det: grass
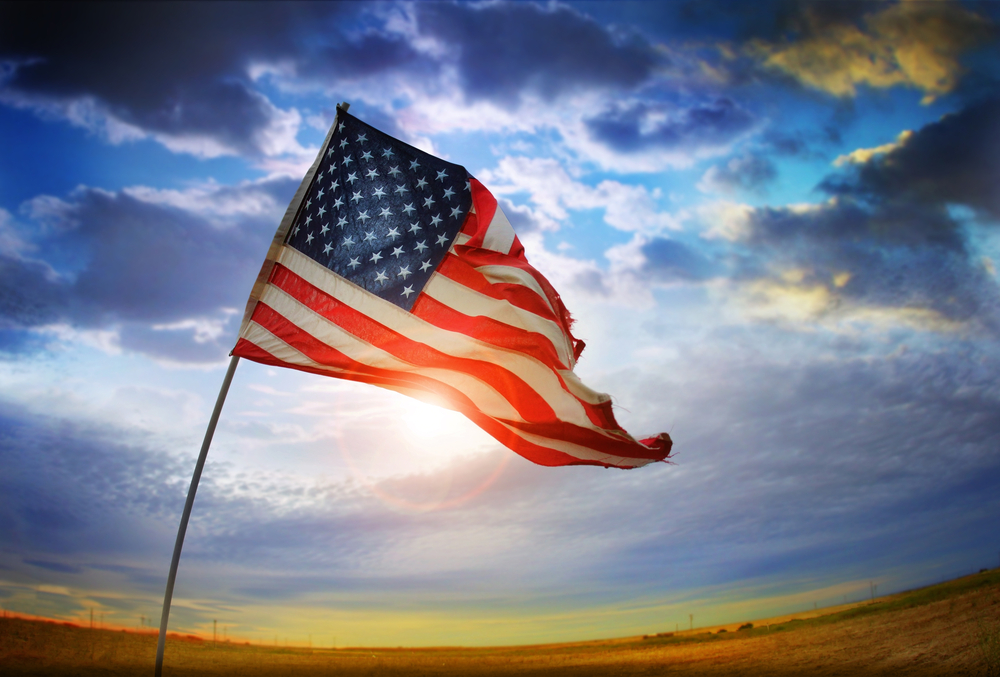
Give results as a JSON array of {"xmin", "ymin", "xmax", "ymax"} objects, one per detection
[
  {"xmin": 1, "ymin": 568, "xmax": 998, "ymax": 676},
  {"xmin": 981, "ymin": 617, "xmax": 1000, "ymax": 677}
]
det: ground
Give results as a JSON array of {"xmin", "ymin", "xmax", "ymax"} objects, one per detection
[{"xmin": 2, "ymin": 570, "xmax": 998, "ymax": 676}]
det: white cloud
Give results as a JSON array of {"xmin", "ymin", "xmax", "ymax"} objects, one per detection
[
  {"xmin": 36, "ymin": 323, "xmax": 123, "ymax": 355},
  {"xmin": 151, "ymin": 310, "xmax": 238, "ymax": 345},
  {"xmin": 481, "ymin": 156, "xmax": 682, "ymax": 236},
  {"xmin": 0, "ymin": 81, "xmax": 309, "ymax": 161},
  {"xmin": 697, "ymin": 201, "xmax": 755, "ymax": 242},
  {"xmin": 122, "ymin": 178, "xmax": 289, "ymax": 225}
]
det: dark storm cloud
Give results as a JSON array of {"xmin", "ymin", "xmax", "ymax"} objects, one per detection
[
  {"xmin": 0, "ymin": 2, "xmax": 410, "ymax": 157},
  {"xmin": 415, "ymin": 1, "xmax": 659, "ymax": 106},
  {"xmin": 673, "ymin": 0, "xmax": 871, "ymax": 42},
  {"xmin": 586, "ymin": 99, "xmax": 754, "ymax": 153},
  {"xmin": 640, "ymin": 238, "xmax": 717, "ymax": 283},
  {"xmin": 739, "ymin": 200, "xmax": 997, "ymax": 328},
  {"xmin": 821, "ymin": 97, "xmax": 1000, "ymax": 221},
  {"xmin": 0, "ymin": 2, "xmax": 669, "ymax": 156},
  {"xmin": 306, "ymin": 33, "xmax": 429, "ymax": 81},
  {"xmin": 0, "ymin": 3, "xmax": 319, "ymax": 155},
  {"xmin": 728, "ymin": 97, "xmax": 1000, "ymax": 331},
  {"xmin": 0, "ymin": 177, "xmax": 297, "ymax": 361}
]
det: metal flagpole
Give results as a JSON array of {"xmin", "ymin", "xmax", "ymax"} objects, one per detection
[{"xmin": 154, "ymin": 354, "xmax": 240, "ymax": 677}]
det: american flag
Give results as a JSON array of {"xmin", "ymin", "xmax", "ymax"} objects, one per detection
[{"xmin": 234, "ymin": 107, "xmax": 671, "ymax": 468}]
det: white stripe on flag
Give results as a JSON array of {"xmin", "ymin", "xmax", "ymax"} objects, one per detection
[
  {"xmin": 495, "ymin": 420, "xmax": 653, "ymax": 468},
  {"xmin": 422, "ymin": 272, "xmax": 575, "ymax": 368},
  {"xmin": 259, "ymin": 283, "xmax": 525, "ymax": 422},
  {"xmin": 557, "ymin": 369, "xmax": 612, "ymax": 406},
  {"xmin": 276, "ymin": 246, "xmax": 595, "ymax": 429},
  {"xmin": 242, "ymin": 320, "xmax": 651, "ymax": 467},
  {"xmin": 481, "ymin": 203, "xmax": 516, "ymax": 254},
  {"xmin": 473, "ymin": 263, "xmax": 556, "ymax": 314}
]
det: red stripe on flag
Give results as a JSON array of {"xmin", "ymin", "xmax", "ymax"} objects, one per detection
[
  {"xmin": 458, "ymin": 180, "xmax": 581, "ymax": 359},
  {"xmin": 257, "ymin": 262, "xmax": 658, "ymax": 460},
  {"xmin": 268, "ymin": 263, "xmax": 557, "ymax": 423},
  {"xmin": 435, "ymin": 253, "xmax": 560, "ymax": 324},
  {"xmin": 410, "ymin": 293, "xmax": 564, "ymax": 368},
  {"xmin": 234, "ymin": 328, "xmax": 611, "ymax": 468},
  {"xmin": 452, "ymin": 244, "xmax": 578, "ymax": 349},
  {"xmin": 411, "ymin": 294, "xmax": 619, "ymax": 431}
]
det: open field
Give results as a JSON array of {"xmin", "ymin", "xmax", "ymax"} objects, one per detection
[{"xmin": 2, "ymin": 570, "xmax": 999, "ymax": 676}]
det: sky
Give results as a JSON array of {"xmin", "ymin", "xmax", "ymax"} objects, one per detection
[{"xmin": 1, "ymin": 0, "xmax": 1000, "ymax": 648}]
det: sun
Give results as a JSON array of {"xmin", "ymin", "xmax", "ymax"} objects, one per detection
[{"xmin": 399, "ymin": 397, "xmax": 469, "ymax": 439}]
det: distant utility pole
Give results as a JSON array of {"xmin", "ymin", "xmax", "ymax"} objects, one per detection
[{"xmin": 141, "ymin": 615, "xmax": 145, "ymax": 628}]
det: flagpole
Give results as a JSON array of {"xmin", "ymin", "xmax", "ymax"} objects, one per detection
[{"xmin": 154, "ymin": 354, "xmax": 240, "ymax": 677}]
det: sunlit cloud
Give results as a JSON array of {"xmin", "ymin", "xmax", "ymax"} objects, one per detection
[
  {"xmin": 833, "ymin": 130, "xmax": 913, "ymax": 167},
  {"xmin": 749, "ymin": 2, "xmax": 993, "ymax": 103}
]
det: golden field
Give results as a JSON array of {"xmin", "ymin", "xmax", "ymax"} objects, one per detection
[{"xmin": 2, "ymin": 569, "xmax": 998, "ymax": 676}]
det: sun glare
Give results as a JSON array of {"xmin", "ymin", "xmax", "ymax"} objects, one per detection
[
  {"xmin": 399, "ymin": 397, "xmax": 467, "ymax": 439},
  {"xmin": 332, "ymin": 395, "xmax": 510, "ymax": 512}
]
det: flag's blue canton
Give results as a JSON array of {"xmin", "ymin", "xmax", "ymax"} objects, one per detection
[{"xmin": 285, "ymin": 110, "xmax": 473, "ymax": 312}]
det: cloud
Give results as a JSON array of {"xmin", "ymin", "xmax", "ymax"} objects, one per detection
[
  {"xmin": 0, "ymin": 2, "xmax": 361, "ymax": 158},
  {"xmin": 822, "ymin": 97, "xmax": 1000, "ymax": 221},
  {"xmin": 748, "ymin": 2, "xmax": 994, "ymax": 103},
  {"xmin": 720, "ymin": 198, "xmax": 998, "ymax": 331},
  {"xmin": 413, "ymin": 1, "xmax": 659, "ymax": 107},
  {"xmin": 639, "ymin": 237, "xmax": 719, "ymax": 283},
  {"xmin": 600, "ymin": 342, "xmax": 1000, "ymax": 589},
  {"xmin": 585, "ymin": 98, "xmax": 755, "ymax": 154},
  {"xmin": 832, "ymin": 130, "xmax": 912, "ymax": 167},
  {"xmin": 4, "ymin": 332, "xmax": 1000, "ymax": 638},
  {"xmin": 0, "ymin": 1, "xmax": 739, "ymax": 174},
  {"xmin": 481, "ymin": 156, "xmax": 682, "ymax": 235},
  {"xmin": 0, "ymin": 178, "xmax": 297, "ymax": 362},
  {"xmin": 697, "ymin": 97, "xmax": 1000, "ymax": 333},
  {"xmin": 698, "ymin": 154, "xmax": 777, "ymax": 195},
  {"xmin": 601, "ymin": 234, "xmax": 719, "ymax": 292}
]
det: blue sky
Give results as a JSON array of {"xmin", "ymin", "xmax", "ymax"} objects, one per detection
[{"xmin": 1, "ymin": 0, "xmax": 999, "ymax": 647}]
